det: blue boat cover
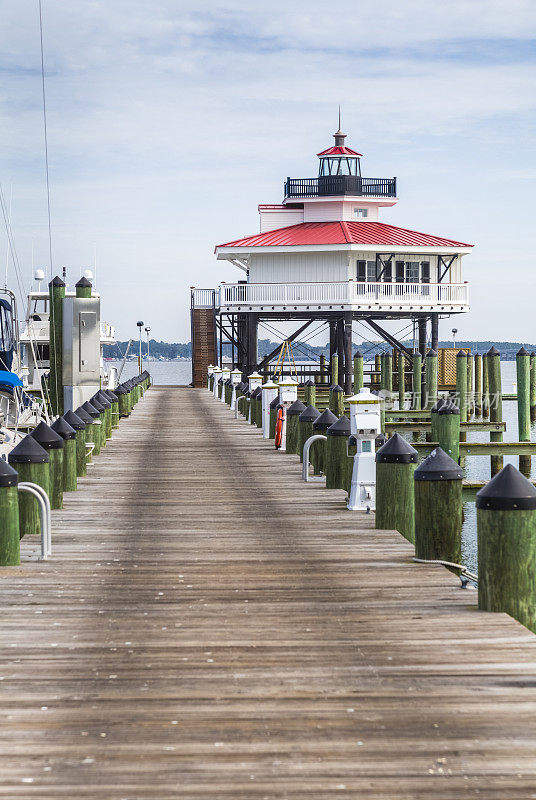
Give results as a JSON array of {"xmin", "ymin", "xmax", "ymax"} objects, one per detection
[{"xmin": 0, "ymin": 371, "xmax": 23, "ymax": 389}]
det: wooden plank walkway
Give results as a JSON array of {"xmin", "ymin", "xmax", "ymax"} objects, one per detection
[{"xmin": 1, "ymin": 386, "xmax": 536, "ymax": 798}]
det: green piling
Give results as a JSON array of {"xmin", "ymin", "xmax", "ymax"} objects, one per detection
[
  {"xmin": 375, "ymin": 433, "xmax": 418, "ymax": 543},
  {"xmin": 304, "ymin": 379, "xmax": 316, "ymax": 408},
  {"xmin": 269, "ymin": 396, "xmax": 281, "ymax": 439},
  {"xmin": 482, "ymin": 353, "xmax": 490, "ymax": 419},
  {"xmin": 516, "ymin": 347, "xmax": 531, "ymax": 477},
  {"xmin": 437, "ymin": 400, "xmax": 461, "ymax": 464},
  {"xmin": 29, "ymin": 421, "xmax": 64, "ymax": 510},
  {"xmin": 353, "ymin": 351, "xmax": 364, "ymax": 393},
  {"xmin": 51, "ymin": 416, "xmax": 77, "ymax": 492},
  {"xmin": 319, "ymin": 354, "xmax": 327, "ymax": 385},
  {"xmin": 467, "ymin": 353, "xmax": 474, "ymax": 417},
  {"xmin": 48, "ymin": 276, "xmax": 66, "ymax": 416},
  {"xmin": 474, "ymin": 353, "xmax": 482, "ymax": 416},
  {"xmin": 65, "ymin": 409, "xmax": 87, "ymax": 478},
  {"xmin": 0, "ymin": 460, "xmax": 20, "ymax": 565},
  {"xmin": 285, "ymin": 400, "xmax": 306, "ymax": 455},
  {"xmin": 426, "ymin": 349, "xmax": 438, "ymax": 409},
  {"xmin": 329, "ymin": 384, "xmax": 344, "ymax": 417},
  {"xmin": 530, "ymin": 352, "xmax": 536, "ymax": 423},
  {"xmin": 8, "ymin": 435, "xmax": 49, "ymax": 537},
  {"xmin": 456, "ymin": 351, "xmax": 468, "ymax": 445},
  {"xmin": 331, "ymin": 354, "xmax": 339, "ymax": 386},
  {"xmin": 414, "ymin": 447, "xmax": 463, "ymax": 563},
  {"xmin": 487, "ymin": 347, "xmax": 503, "ymax": 476},
  {"xmin": 75, "ymin": 276, "xmax": 92, "ymax": 299},
  {"xmin": 398, "ymin": 353, "xmax": 405, "ymax": 410},
  {"xmin": 325, "ymin": 416, "xmax": 351, "ymax": 491},
  {"xmin": 477, "ymin": 464, "xmax": 536, "ymax": 632},
  {"xmin": 374, "ymin": 354, "xmax": 381, "ymax": 388},
  {"xmin": 312, "ymin": 408, "xmax": 337, "ymax": 476},
  {"xmin": 412, "ymin": 353, "xmax": 422, "ymax": 410},
  {"xmin": 430, "ymin": 398, "xmax": 445, "ymax": 444}
]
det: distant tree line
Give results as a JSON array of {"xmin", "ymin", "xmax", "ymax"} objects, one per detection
[{"xmin": 104, "ymin": 339, "xmax": 536, "ymax": 361}]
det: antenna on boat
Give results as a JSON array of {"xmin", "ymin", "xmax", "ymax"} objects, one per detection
[{"xmin": 34, "ymin": 269, "xmax": 45, "ymax": 292}]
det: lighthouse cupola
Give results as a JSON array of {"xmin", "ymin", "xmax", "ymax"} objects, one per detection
[{"xmin": 317, "ymin": 118, "xmax": 362, "ymax": 178}]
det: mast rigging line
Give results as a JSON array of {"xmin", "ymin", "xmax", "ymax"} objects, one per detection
[{"xmin": 38, "ymin": 0, "xmax": 53, "ymax": 280}]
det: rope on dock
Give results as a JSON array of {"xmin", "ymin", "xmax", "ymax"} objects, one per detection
[{"xmin": 412, "ymin": 556, "xmax": 478, "ymax": 586}]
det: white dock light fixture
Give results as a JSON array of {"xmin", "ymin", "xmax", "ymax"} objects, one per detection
[
  {"xmin": 220, "ymin": 367, "xmax": 231, "ymax": 401},
  {"xmin": 277, "ymin": 375, "xmax": 298, "ymax": 405},
  {"xmin": 248, "ymin": 371, "xmax": 263, "ymax": 393},
  {"xmin": 136, "ymin": 321, "xmax": 144, "ymax": 375},
  {"xmin": 261, "ymin": 379, "xmax": 279, "ymax": 438},
  {"xmin": 347, "ymin": 387, "xmax": 382, "ymax": 511},
  {"xmin": 230, "ymin": 369, "xmax": 242, "ymax": 411},
  {"xmin": 212, "ymin": 366, "xmax": 222, "ymax": 398},
  {"xmin": 207, "ymin": 364, "xmax": 215, "ymax": 390}
]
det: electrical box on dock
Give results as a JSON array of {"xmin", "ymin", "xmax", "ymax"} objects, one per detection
[{"xmin": 62, "ymin": 296, "xmax": 101, "ymax": 411}]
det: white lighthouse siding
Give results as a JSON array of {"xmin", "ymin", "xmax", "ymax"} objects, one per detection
[
  {"xmin": 248, "ymin": 251, "xmax": 350, "ymax": 284},
  {"xmin": 259, "ymin": 208, "xmax": 304, "ymax": 233}
]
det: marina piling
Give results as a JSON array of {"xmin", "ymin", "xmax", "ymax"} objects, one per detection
[
  {"xmin": 516, "ymin": 347, "xmax": 531, "ymax": 477},
  {"xmin": 398, "ymin": 353, "xmax": 405, "ymax": 410},
  {"xmin": 477, "ymin": 464, "xmax": 536, "ymax": 632},
  {"xmin": 304, "ymin": 379, "xmax": 316, "ymax": 408},
  {"xmin": 437, "ymin": 400, "xmax": 461, "ymax": 464},
  {"xmin": 456, "ymin": 351, "xmax": 468, "ymax": 443},
  {"xmin": 425, "ymin": 349, "xmax": 438, "ymax": 409},
  {"xmin": 467, "ymin": 353, "xmax": 474, "ymax": 416},
  {"xmin": 331, "ymin": 354, "xmax": 338, "ymax": 386},
  {"xmin": 531, "ymin": 352, "xmax": 536, "ymax": 423},
  {"xmin": 104, "ymin": 389, "xmax": 120, "ymax": 430},
  {"xmin": 412, "ymin": 352, "xmax": 422, "ymax": 410},
  {"xmin": 414, "ymin": 447, "xmax": 463, "ymax": 564},
  {"xmin": 329, "ymin": 384, "xmax": 344, "ymax": 417},
  {"xmin": 487, "ymin": 347, "xmax": 503, "ymax": 476},
  {"xmin": 474, "ymin": 353, "xmax": 482, "ymax": 416},
  {"xmin": 298, "ymin": 406, "xmax": 320, "ymax": 464},
  {"xmin": 482, "ymin": 353, "xmax": 490, "ymax": 418},
  {"xmin": 353, "ymin": 351, "xmax": 363, "ymax": 393},
  {"xmin": 51, "ymin": 416, "xmax": 78, "ymax": 492},
  {"xmin": 115, "ymin": 384, "xmax": 130, "ymax": 418},
  {"xmin": 8, "ymin": 435, "xmax": 49, "ymax": 537},
  {"xmin": 285, "ymin": 400, "xmax": 306, "ymax": 455},
  {"xmin": 375, "ymin": 433, "xmax": 418, "ymax": 544},
  {"xmin": 325, "ymin": 415, "xmax": 351, "ymax": 491},
  {"xmin": 81, "ymin": 401, "xmax": 101, "ymax": 457},
  {"xmin": 64, "ymin": 409, "xmax": 87, "ymax": 477},
  {"xmin": 312, "ymin": 408, "xmax": 337, "ymax": 476},
  {"xmin": 0, "ymin": 459, "xmax": 20, "ymax": 566},
  {"xmin": 29, "ymin": 421, "xmax": 65, "ymax": 510}
]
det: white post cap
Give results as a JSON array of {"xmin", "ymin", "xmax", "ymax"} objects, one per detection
[
  {"xmin": 262, "ymin": 380, "xmax": 278, "ymax": 389},
  {"xmin": 348, "ymin": 387, "xmax": 380, "ymax": 404}
]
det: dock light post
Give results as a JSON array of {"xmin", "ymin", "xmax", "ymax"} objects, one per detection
[
  {"xmin": 347, "ymin": 388, "xmax": 382, "ymax": 511},
  {"xmin": 231, "ymin": 369, "xmax": 242, "ymax": 415},
  {"xmin": 212, "ymin": 367, "xmax": 222, "ymax": 399},
  {"xmin": 277, "ymin": 376, "xmax": 299, "ymax": 451},
  {"xmin": 137, "ymin": 321, "xmax": 144, "ymax": 375},
  {"xmin": 220, "ymin": 367, "xmax": 231, "ymax": 402},
  {"xmin": 145, "ymin": 326, "xmax": 151, "ymax": 361},
  {"xmin": 261, "ymin": 380, "xmax": 278, "ymax": 437},
  {"xmin": 452, "ymin": 328, "xmax": 458, "ymax": 349}
]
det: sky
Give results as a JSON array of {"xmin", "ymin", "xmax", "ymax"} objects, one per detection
[{"xmin": 1, "ymin": 0, "xmax": 535, "ymax": 344}]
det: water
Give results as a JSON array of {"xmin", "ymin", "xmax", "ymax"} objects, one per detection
[
  {"xmin": 107, "ymin": 359, "xmax": 192, "ymax": 386},
  {"xmin": 123, "ymin": 358, "xmax": 523, "ymax": 574}
]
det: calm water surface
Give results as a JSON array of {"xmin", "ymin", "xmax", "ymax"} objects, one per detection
[{"xmin": 117, "ymin": 359, "xmax": 523, "ymax": 574}]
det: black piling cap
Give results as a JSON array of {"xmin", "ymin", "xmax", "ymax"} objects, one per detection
[
  {"xmin": 0, "ymin": 457, "xmax": 18, "ymax": 487},
  {"xmin": 269, "ymin": 395, "xmax": 281, "ymax": 409},
  {"xmin": 75, "ymin": 276, "xmax": 92, "ymax": 288},
  {"xmin": 90, "ymin": 396, "xmax": 105, "ymax": 412},
  {"xmin": 29, "ymin": 421, "xmax": 64, "ymax": 450},
  {"xmin": 95, "ymin": 391, "xmax": 111, "ymax": 408},
  {"xmin": 63, "ymin": 409, "xmax": 86, "ymax": 430},
  {"xmin": 81, "ymin": 401, "xmax": 100, "ymax": 418},
  {"xmin": 8, "ymin": 434, "xmax": 49, "ymax": 464},
  {"xmin": 327, "ymin": 415, "xmax": 351, "ymax": 437},
  {"xmin": 354, "ymin": 350, "xmax": 363, "ymax": 359},
  {"xmin": 414, "ymin": 447, "xmax": 463, "ymax": 481},
  {"xmin": 251, "ymin": 386, "xmax": 262, "ymax": 398},
  {"xmin": 330, "ymin": 384, "xmax": 343, "ymax": 393},
  {"xmin": 438, "ymin": 399, "xmax": 460, "ymax": 415},
  {"xmin": 517, "ymin": 346, "xmax": 530, "ymax": 357},
  {"xmin": 50, "ymin": 275, "xmax": 65, "ymax": 287},
  {"xmin": 304, "ymin": 379, "xmax": 315, "ymax": 387},
  {"xmin": 376, "ymin": 432, "xmax": 418, "ymax": 463},
  {"xmin": 104, "ymin": 389, "xmax": 118, "ymax": 402},
  {"xmin": 487, "ymin": 346, "xmax": 500, "ymax": 357},
  {"xmin": 476, "ymin": 463, "xmax": 536, "ymax": 510},
  {"xmin": 313, "ymin": 408, "xmax": 338, "ymax": 430},
  {"xmin": 431, "ymin": 397, "xmax": 446, "ymax": 414},
  {"xmin": 75, "ymin": 406, "xmax": 94, "ymax": 424},
  {"xmin": 287, "ymin": 400, "xmax": 306, "ymax": 416},
  {"xmin": 375, "ymin": 432, "xmax": 387, "ymax": 448},
  {"xmin": 427, "ymin": 349, "xmax": 437, "ymax": 357},
  {"xmin": 114, "ymin": 384, "xmax": 128, "ymax": 396},
  {"xmin": 299, "ymin": 405, "xmax": 320, "ymax": 423},
  {"xmin": 51, "ymin": 416, "xmax": 77, "ymax": 441},
  {"xmin": 456, "ymin": 350, "xmax": 467, "ymax": 358}
]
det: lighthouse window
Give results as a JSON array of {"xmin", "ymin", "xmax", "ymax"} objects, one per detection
[
  {"xmin": 354, "ymin": 208, "xmax": 368, "ymax": 218},
  {"xmin": 366, "ymin": 261, "xmax": 377, "ymax": 282},
  {"xmin": 405, "ymin": 262, "xmax": 420, "ymax": 283}
]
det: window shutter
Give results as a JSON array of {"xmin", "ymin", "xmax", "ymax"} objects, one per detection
[
  {"xmin": 421, "ymin": 262, "xmax": 430, "ymax": 283},
  {"xmin": 395, "ymin": 261, "xmax": 405, "ymax": 283},
  {"xmin": 383, "ymin": 260, "xmax": 393, "ymax": 282},
  {"xmin": 356, "ymin": 260, "xmax": 366, "ymax": 281}
]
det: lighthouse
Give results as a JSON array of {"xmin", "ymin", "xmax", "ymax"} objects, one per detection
[{"xmin": 191, "ymin": 120, "xmax": 473, "ymax": 390}]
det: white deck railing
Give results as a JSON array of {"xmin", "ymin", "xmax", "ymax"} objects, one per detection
[{"xmin": 206, "ymin": 281, "xmax": 468, "ymax": 309}]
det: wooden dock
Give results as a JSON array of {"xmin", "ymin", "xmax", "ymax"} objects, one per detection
[{"xmin": 2, "ymin": 386, "xmax": 536, "ymax": 798}]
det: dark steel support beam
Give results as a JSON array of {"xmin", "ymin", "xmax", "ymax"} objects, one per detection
[
  {"xmin": 364, "ymin": 317, "xmax": 414, "ymax": 364},
  {"xmin": 343, "ymin": 312, "xmax": 353, "ymax": 395},
  {"xmin": 431, "ymin": 313, "xmax": 439, "ymax": 353},
  {"xmin": 256, "ymin": 319, "xmax": 314, "ymax": 372}
]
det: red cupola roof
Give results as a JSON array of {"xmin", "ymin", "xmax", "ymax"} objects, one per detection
[{"xmin": 317, "ymin": 145, "xmax": 362, "ymax": 157}]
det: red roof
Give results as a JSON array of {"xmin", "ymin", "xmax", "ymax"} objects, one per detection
[
  {"xmin": 317, "ymin": 146, "xmax": 363, "ymax": 157},
  {"xmin": 217, "ymin": 221, "xmax": 473, "ymax": 249}
]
